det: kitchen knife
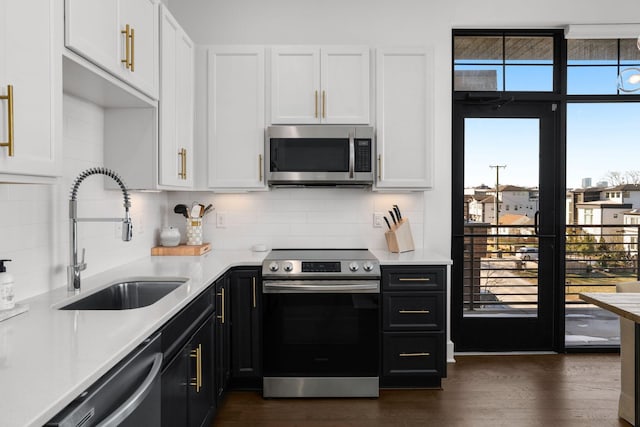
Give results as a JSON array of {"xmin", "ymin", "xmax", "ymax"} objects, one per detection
[
  {"xmin": 393, "ymin": 204, "xmax": 402, "ymax": 221},
  {"xmin": 383, "ymin": 216, "xmax": 392, "ymax": 230},
  {"xmin": 388, "ymin": 210, "xmax": 397, "ymax": 225}
]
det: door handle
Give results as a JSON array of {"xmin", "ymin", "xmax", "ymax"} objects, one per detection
[
  {"xmin": 0, "ymin": 85, "xmax": 14, "ymax": 156},
  {"xmin": 121, "ymin": 24, "xmax": 131, "ymax": 69},
  {"xmin": 534, "ymin": 211, "xmax": 540, "ymax": 236},
  {"xmin": 252, "ymin": 277, "xmax": 257, "ymax": 308},
  {"xmin": 190, "ymin": 344, "xmax": 202, "ymax": 392},
  {"xmin": 216, "ymin": 288, "xmax": 225, "ymax": 324}
]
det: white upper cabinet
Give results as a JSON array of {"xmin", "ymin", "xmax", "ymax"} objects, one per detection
[
  {"xmin": 0, "ymin": 0, "xmax": 60, "ymax": 180},
  {"xmin": 159, "ymin": 6, "xmax": 194, "ymax": 188},
  {"xmin": 375, "ymin": 47, "xmax": 434, "ymax": 190},
  {"xmin": 270, "ymin": 46, "xmax": 369, "ymax": 124},
  {"xmin": 208, "ymin": 46, "xmax": 266, "ymax": 190},
  {"xmin": 65, "ymin": 0, "xmax": 159, "ymax": 99}
]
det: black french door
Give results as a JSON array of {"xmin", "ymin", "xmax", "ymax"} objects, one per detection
[{"xmin": 452, "ymin": 101, "xmax": 563, "ymax": 351}]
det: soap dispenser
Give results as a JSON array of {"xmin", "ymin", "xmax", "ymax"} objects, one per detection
[{"xmin": 0, "ymin": 259, "xmax": 15, "ymax": 310}]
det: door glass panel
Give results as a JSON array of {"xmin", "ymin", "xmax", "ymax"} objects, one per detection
[
  {"xmin": 565, "ymin": 103, "xmax": 640, "ymax": 347},
  {"xmin": 463, "ymin": 118, "xmax": 540, "ymax": 317}
]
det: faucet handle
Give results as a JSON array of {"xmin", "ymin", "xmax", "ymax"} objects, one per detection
[{"xmin": 79, "ymin": 248, "xmax": 87, "ymax": 271}]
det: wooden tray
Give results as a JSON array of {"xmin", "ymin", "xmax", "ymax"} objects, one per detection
[{"xmin": 151, "ymin": 243, "xmax": 211, "ymax": 256}]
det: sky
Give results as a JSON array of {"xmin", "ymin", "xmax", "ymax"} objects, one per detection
[{"xmin": 462, "ymin": 68, "xmax": 640, "ymax": 189}]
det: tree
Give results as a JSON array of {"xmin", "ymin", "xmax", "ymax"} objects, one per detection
[{"xmin": 605, "ymin": 171, "xmax": 625, "ymax": 186}]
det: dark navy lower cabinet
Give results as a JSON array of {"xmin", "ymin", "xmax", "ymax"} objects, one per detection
[
  {"xmin": 381, "ymin": 265, "xmax": 447, "ymax": 388},
  {"xmin": 230, "ymin": 268, "xmax": 262, "ymax": 389}
]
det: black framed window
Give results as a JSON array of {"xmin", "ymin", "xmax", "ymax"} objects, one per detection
[
  {"xmin": 567, "ymin": 38, "xmax": 640, "ymax": 95},
  {"xmin": 454, "ymin": 34, "xmax": 554, "ymax": 92}
]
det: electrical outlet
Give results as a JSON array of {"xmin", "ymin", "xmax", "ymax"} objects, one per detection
[
  {"xmin": 216, "ymin": 212, "xmax": 227, "ymax": 228},
  {"xmin": 373, "ymin": 212, "xmax": 385, "ymax": 228},
  {"xmin": 136, "ymin": 217, "xmax": 144, "ymax": 235}
]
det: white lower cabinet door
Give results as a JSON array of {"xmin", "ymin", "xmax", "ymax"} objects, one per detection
[
  {"xmin": 375, "ymin": 47, "xmax": 434, "ymax": 190},
  {"xmin": 159, "ymin": 6, "xmax": 193, "ymax": 187},
  {"xmin": 208, "ymin": 46, "xmax": 265, "ymax": 190},
  {"xmin": 0, "ymin": 0, "xmax": 60, "ymax": 178}
]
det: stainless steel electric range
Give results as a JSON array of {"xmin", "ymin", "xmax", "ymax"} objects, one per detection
[{"xmin": 261, "ymin": 249, "xmax": 381, "ymax": 398}]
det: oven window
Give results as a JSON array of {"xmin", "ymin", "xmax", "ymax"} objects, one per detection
[
  {"xmin": 263, "ymin": 293, "xmax": 379, "ymax": 376},
  {"xmin": 270, "ymin": 138, "xmax": 349, "ymax": 172}
]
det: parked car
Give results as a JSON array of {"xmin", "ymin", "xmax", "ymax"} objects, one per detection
[{"xmin": 517, "ymin": 247, "xmax": 539, "ymax": 261}]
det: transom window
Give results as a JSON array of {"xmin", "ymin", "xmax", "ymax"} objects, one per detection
[
  {"xmin": 567, "ymin": 39, "xmax": 640, "ymax": 95},
  {"xmin": 454, "ymin": 34, "xmax": 554, "ymax": 92}
]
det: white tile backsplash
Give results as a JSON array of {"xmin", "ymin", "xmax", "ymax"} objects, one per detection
[
  {"xmin": 168, "ymin": 188, "xmax": 424, "ymax": 251},
  {"xmin": 0, "ymin": 95, "xmax": 168, "ymax": 302}
]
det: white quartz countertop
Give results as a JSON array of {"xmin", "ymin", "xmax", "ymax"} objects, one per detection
[{"xmin": 0, "ymin": 248, "xmax": 450, "ymax": 427}]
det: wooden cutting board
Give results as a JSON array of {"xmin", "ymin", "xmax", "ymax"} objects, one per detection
[{"xmin": 151, "ymin": 243, "xmax": 211, "ymax": 256}]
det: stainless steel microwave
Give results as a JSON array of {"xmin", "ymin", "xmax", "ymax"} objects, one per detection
[{"xmin": 266, "ymin": 125, "xmax": 375, "ymax": 186}]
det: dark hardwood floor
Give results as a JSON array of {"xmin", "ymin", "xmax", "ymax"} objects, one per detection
[{"xmin": 213, "ymin": 354, "xmax": 629, "ymax": 427}]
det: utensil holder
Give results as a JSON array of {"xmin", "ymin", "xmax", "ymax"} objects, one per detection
[
  {"xmin": 384, "ymin": 219, "xmax": 415, "ymax": 253},
  {"xmin": 186, "ymin": 218, "xmax": 203, "ymax": 246}
]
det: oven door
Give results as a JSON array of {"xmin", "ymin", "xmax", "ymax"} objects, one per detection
[{"xmin": 262, "ymin": 280, "xmax": 380, "ymax": 397}]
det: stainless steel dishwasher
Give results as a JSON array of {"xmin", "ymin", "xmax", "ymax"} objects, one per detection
[{"xmin": 46, "ymin": 333, "xmax": 162, "ymax": 427}]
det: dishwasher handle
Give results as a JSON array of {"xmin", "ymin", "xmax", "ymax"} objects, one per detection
[{"xmin": 96, "ymin": 353, "xmax": 163, "ymax": 427}]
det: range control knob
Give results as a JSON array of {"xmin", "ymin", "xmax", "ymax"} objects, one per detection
[
  {"xmin": 349, "ymin": 262, "xmax": 359, "ymax": 272},
  {"xmin": 283, "ymin": 262, "xmax": 294, "ymax": 272},
  {"xmin": 363, "ymin": 262, "xmax": 374, "ymax": 272},
  {"xmin": 268, "ymin": 262, "xmax": 279, "ymax": 272}
]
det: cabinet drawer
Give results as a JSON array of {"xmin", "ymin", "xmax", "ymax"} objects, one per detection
[
  {"xmin": 382, "ymin": 266, "xmax": 445, "ymax": 291},
  {"xmin": 383, "ymin": 293, "xmax": 443, "ymax": 331},
  {"xmin": 382, "ymin": 332, "xmax": 444, "ymax": 378}
]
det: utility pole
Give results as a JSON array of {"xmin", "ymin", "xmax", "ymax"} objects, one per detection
[{"xmin": 490, "ymin": 164, "xmax": 506, "ymax": 256}]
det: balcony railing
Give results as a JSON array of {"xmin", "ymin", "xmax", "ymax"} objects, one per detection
[{"xmin": 462, "ymin": 223, "xmax": 640, "ymax": 313}]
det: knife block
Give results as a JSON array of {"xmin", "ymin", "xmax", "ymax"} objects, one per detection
[{"xmin": 384, "ymin": 219, "xmax": 415, "ymax": 253}]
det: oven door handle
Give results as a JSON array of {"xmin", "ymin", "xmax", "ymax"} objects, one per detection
[{"xmin": 263, "ymin": 280, "xmax": 380, "ymax": 293}]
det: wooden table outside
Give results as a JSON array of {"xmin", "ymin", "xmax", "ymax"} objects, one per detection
[{"xmin": 580, "ymin": 292, "xmax": 640, "ymax": 427}]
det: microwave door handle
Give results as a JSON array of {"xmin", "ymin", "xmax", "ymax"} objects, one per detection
[{"xmin": 349, "ymin": 131, "xmax": 355, "ymax": 179}]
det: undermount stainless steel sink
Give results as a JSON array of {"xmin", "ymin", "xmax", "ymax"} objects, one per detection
[{"xmin": 59, "ymin": 279, "xmax": 187, "ymax": 310}]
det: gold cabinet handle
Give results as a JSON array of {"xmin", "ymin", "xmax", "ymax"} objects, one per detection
[
  {"xmin": 399, "ymin": 352, "xmax": 430, "ymax": 357},
  {"xmin": 216, "ymin": 288, "xmax": 225, "ymax": 324},
  {"xmin": 377, "ymin": 155, "xmax": 381, "ymax": 180},
  {"xmin": 398, "ymin": 310, "xmax": 430, "ymax": 314},
  {"xmin": 314, "ymin": 90, "xmax": 318, "ymax": 118},
  {"xmin": 0, "ymin": 85, "xmax": 14, "ymax": 157},
  {"xmin": 252, "ymin": 277, "xmax": 257, "ymax": 308},
  {"xmin": 121, "ymin": 24, "xmax": 131, "ymax": 69},
  {"xmin": 258, "ymin": 154, "xmax": 263, "ymax": 182},
  {"xmin": 322, "ymin": 90, "xmax": 326, "ymax": 118},
  {"xmin": 130, "ymin": 27, "xmax": 135, "ymax": 72},
  {"xmin": 178, "ymin": 148, "xmax": 187, "ymax": 180},
  {"xmin": 398, "ymin": 277, "xmax": 431, "ymax": 282},
  {"xmin": 190, "ymin": 343, "xmax": 202, "ymax": 392}
]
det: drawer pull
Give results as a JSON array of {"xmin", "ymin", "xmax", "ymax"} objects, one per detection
[
  {"xmin": 398, "ymin": 309, "xmax": 430, "ymax": 314},
  {"xmin": 399, "ymin": 352, "xmax": 430, "ymax": 357},
  {"xmin": 398, "ymin": 277, "xmax": 431, "ymax": 282}
]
